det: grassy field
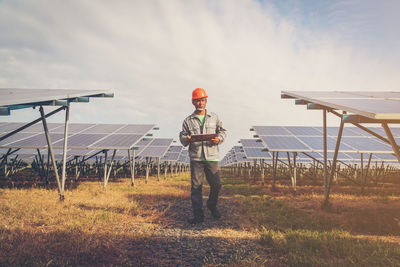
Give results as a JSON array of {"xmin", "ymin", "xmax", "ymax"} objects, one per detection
[
  {"xmin": 223, "ymin": 175, "xmax": 400, "ymax": 266},
  {"xmin": 1, "ymin": 172, "xmax": 400, "ymax": 266}
]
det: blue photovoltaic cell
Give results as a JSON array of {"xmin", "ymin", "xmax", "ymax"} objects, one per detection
[
  {"xmin": 341, "ymin": 137, "xmax": 392, "ymax": 152},
  {"xmin": 314, "ymin": 127, "xmax": 363, "ymax": 137},
  {"xmin": 285, "ymin": 126, "xmax": 321, "ymax": 136},
  {"xmin": 243, "ymin": 147, "xmax": 271, "ymax": 159},
  {"xmin": 298, "ymin": 136, "xmax": 354, "ymax": 152},
  {"xmin": 115, "ymin": 124, "xmax": 154, "ymax": 134},
  {"xmin": 253, "ymin": 126, "xmax": 291, "ymax": 136},
  {"xmin": 302, "ymin": 151, "xmax": 352, "ymax": 160},
  {"xmin": 4, "ymin": 133, "xmax": 65, "ymax": 148},
  {"xmin": 89, "ymin": 134, "xmax": 142, "ymax": 148},
  {"xmin": 150, "ymin": 138, "xmax": 173, "ymax": 146},
  {"xmin": 137, "ymin": 146, "xmax": 169, "ymax": 157},
  {"xmin": 81, "ymin": 124, "xmax": 125, "ymax": 134},
  {"xmin": 373, "ymin": 153, "xmax": 398, "ymax": 161},
  {"xmin": 260, "ymin": 136, "xmax": 310, "ymax": 151},
  {"xmin": 325, "ymin": 98, "xmax": 400, "ymax": 115},
  {"xmin": 0, "ymin": 122, "xmax": 26, "ymax": 133},
  {"xmin": 134, "ymin": 138, "xmax": 153, "ymax": 147},
  {"xmin": 240, "ymin": 139, "xmax": 264, "ymax": 147},
  {"xmin": 354, "ymin": 91, "xmax": 400, "ymax": 99},
  {"xmin": 57, "ymin": 133, "xmax": 107, "ymax": 148},
  {"xmin": 168, "ymin": 146, "xmax": 183, "ymax": 153},
  {"xmin": 20, "ymin": 123, "xmax": 63, "ymax": 133},
  {"xmin": 163, "ymin": 152, "xmax": 180, "ymax": 161},
  {"xmin": 389, "ymin": 128, "xmax": 400, "ymax": 137},
  {"xmin": 0, "ymin": 132, "xmax": 37, "ymax": 146},
  {"xmin": 234, "ymin": 146, "xmax": 243, "ymax": 153},
  {"xmin": 62, "ymin": 123, "xmax": 96, "ymax": 133}
]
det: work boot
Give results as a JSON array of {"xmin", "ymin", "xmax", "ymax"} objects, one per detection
[
  {"xmin": 188, "ymin": 210, "xmax": 204, "ymax": 224},
  {"xmin": 207, "ymin": 204, "xmax": 221, "ymax": 219},
  {"xmin": 188, "ymin": 215, "xmax": 204, "ymax": 224}
]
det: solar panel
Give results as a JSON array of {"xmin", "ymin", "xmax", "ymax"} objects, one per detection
[
  {"xmin": 81, "ymin": 124, "xmax": 125, "ymax": 134},
  {"xmin": 354, "ymin": 91, "xmax": 400, "ymax": 99},
  {"xmin": 260, "ymin": 136, "xmax": 311, "ymax": 152},
  {"xmin": 243, "ymin": 147, "xmax": 271, "ymax": 159},
  {"xmin": 19, "ymin": 123, "xmax": 63, "ymax": 133},
  {"xmin": 3, "ymin": 133, "xmax": 65, "ymax": 149},
  {"xmin": 240, "ymin": 139, "xmax": 264, "ymax": 147},
  {"xmin": 115, "ymin": 124, "xmax": 154, "ymax": 134},
  {"xmin": 298, "ymin": 136, "xmax": 354, "ymax": 152},
  {"xmin": 136, "ymin": 138, "xmax": 173, "ymax": 158},
  {"xmin": 372, "ymin": 153, "xmax": 398, "ymax": 161},
  {"xmin": 0, "ymin": 88, "xmax": 112, "ymax": 107},
  {"xmin": 150, "ymin": 138, "xmax": 173, "ymax": 146},
  {"xmin": 253, "ymin": 126, "xmax": 291, "ymax": 135},
  {"xmin": 282, "ymin": 91, "xmax": 400, "ymax": 120},
  {"xmin": 341, "ymin": 137, "xmax": 392, "ymax": 152},
  {"xmin": 0, "ymin": 122, "xmax": 26, "ymax": 133},
  {"xmin": 89, "ymin": 134, "xmax": 142, "ymax": 149},
  {"xmin": 168, "ymin": 145, "xmax": 183, "ymax": 153},
  {"xmin": 134, "ymin": 138, "xmax": 153, "ymax": 147},
  {"xmin": 0, "ymin": 132, "xmax": 37, "ymax": 146},
  {"xmin": 61, "ymin": 123, "xmax": 96, "ymax": 133},
  {"xmin": 54, "ymin": 133, "xmax": 107, "ymax": 149},
  {"xmin": 233, "ymin": 146, "xmax": 244, "ymax": 153},
  {"xmin": 163, "ymin": 152, "xmax": 181, "ymax": 161},
  {"xmin": 285, "ymin": 126, "xmax": 321, "ymax": 136}
]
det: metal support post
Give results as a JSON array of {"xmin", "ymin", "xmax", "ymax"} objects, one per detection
[
  {"xmin": 293, "ymin": 152, "xmax": 297, "ymax": 192},
  {"xmin": 103, "ymin": 150, "xmax": 108, "ymax": 189},
  {"xmin": 40, "ymin": 106, "xmax": 62, "ymax": 199},
  {"xmin": 157, "ymin": 157, "xmax": 160, "ymax": 181},
  {"xmin": 325, "ymin": 111, "xmax": 345, "ymax": 204},
  {"xmin": 253, "ymin": 159, "xmax": 257, "ymax": 183},
  {"xmin": 145, "ymin": 157, "xmax": 150, "ymax": 184},
  {"xmin": 323, "ymin": 108, "xmax": 328, "ymax": 204},
  {"xmin": 382, "ymin": 123, "xmax": 400, "ymax": 164},
  {"xmin": 61, "ymin": 105, "xmax": 70, "ymax": 200},
  {"xmin": 261, "ymin": 159, "xmax": 265, "ymax": 185},
  {"xmin": 104, "ymin": 149, "xmax": 116, "ymax": 189}
]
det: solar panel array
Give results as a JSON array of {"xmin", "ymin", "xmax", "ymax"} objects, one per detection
[
  {"xmin": 253, "ymin": 126, "xmax": 397, "ymax": 157},
  {"xmin": 136, "ymin": 138, "xmax": 173, "ymax": 158},
  {"xmin": 0, "ymin": 88, "xmax": 112, "ymax": 107},
  {"xmin": 0, "ymin": 122, "xmax": 155, "ymax": 160},
  {"xmin": 221, "ymin": 146, "xmax": 253, "ymax": 166},
  {"xmin": 162, "ymin": 145, "xmax": 183, "ymax": 162},
  {"xmin": 282, "ymin": 91, "xmax": 400, "ymax": 120},
  {"xmin": 221, "ymin": 125, "xmax": 399, "ymax": 166}
]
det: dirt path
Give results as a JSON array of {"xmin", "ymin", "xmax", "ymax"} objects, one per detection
[{"xmin": 124, "ymin": 191, "xmax": 282, "ymax": 266}]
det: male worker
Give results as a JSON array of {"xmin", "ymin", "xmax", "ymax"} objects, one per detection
[{"xmin": 180, "ymin": 88, "xmax": 226, "ymax": 224}]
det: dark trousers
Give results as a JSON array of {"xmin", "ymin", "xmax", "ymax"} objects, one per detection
[{"xmin": 190, "ymin": 160, "xmax": 221, "ymax": 218}]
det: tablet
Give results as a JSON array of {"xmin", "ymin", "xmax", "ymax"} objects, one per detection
[{"xmin": 190, "ymin": 134, "xmax": 217, "ymax": 142}]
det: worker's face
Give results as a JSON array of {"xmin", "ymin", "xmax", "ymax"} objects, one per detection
[{"xmin": 192, "ymin": 97, "xmax": 207, "ymax": 111}]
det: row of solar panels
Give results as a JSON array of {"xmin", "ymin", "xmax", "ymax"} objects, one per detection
[
  {"xmin": 281, "ymin": 91, "xmax": 400, "ymax": 120},
  {"xmin": 0, "ymin": 122, "xmax": 190, "ymax": 163},
  {"xmin": 221, "ymin": 126, "xmax": 400, "ymax": 166}
]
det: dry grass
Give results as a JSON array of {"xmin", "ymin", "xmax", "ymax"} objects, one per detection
[
  {"xmin": 0, "ymin": 175, "xmax": 190, "ymax": 266},
  {"xmin": 223, "ymin": 174, "xmax": 400, "ymax": 266},
  {"xmin": 2, "ymin": 172, "xmax": 400, "ymax": 266}
]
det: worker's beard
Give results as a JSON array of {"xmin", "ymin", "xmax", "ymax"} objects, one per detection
[{"xmin": 196, "ymin": 107, "xmax": 204, "ymax": 112}]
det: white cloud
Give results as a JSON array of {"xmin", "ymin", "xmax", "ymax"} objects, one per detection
[{"xmin": 0, "ymin": 0, "xmax": 399, "ymax": 157}]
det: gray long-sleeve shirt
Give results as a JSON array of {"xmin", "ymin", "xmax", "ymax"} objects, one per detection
[{"xmin": 179, "ymin": 110, "xmax": 226, "ymax": 161}]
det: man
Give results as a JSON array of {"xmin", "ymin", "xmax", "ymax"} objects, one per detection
[{"xmin": 180, "ymin": 88, "xmax": 227, "ymax": 224}]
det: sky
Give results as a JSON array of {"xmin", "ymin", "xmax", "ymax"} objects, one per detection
[{"xmin": 0, "ymin": 0, "xmax": 399, "ymax": 157}]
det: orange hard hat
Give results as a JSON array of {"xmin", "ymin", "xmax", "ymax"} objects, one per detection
[{"xmin": 192, "ymin": 88, "xmax": 208, "ymax": 101}]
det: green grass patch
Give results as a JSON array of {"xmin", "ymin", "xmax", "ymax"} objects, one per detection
[{"xmin": 260, "ymin": 228, "xmax": 400, "ymax": 266}]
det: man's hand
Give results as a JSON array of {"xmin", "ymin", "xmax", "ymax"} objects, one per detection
[
  {"xmin": 211, "ymin": 137, "xmax": 220, "ymax": 145},
  {"xmin": 187, "ymin": 136, "xmax": 192, "ymax": 142}
]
